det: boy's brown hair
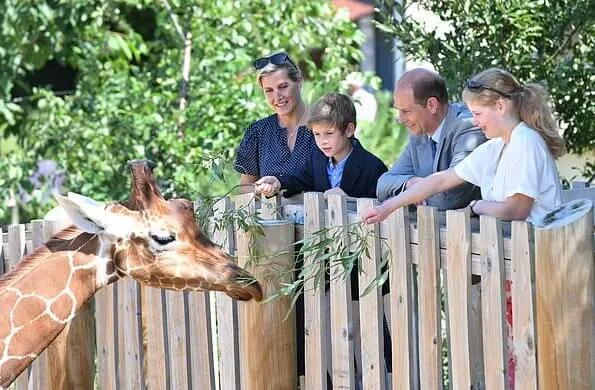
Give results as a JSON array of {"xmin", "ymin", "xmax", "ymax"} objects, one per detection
[{"xmin": 307, "ymin": 92, "xmax": 356, "ymax": 133}]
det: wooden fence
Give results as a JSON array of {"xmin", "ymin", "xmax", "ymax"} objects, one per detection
[{"xmin": 1, "ymin": 188, "xmax": 593, "ymax": 390}]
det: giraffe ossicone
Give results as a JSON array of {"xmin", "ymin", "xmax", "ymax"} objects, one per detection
[{"xmin": 0, "ymin": 160, "xmax": 262, "ymax": 388}]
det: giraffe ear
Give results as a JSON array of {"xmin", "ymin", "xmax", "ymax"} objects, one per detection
[{"xmin": 54, "ymin": 192, "xmax": 107, "ymax": 233}]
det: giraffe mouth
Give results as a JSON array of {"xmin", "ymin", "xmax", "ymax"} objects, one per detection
[{"xmin": 226, "ymin": 263, "xmax": 263, "ymax": 301}]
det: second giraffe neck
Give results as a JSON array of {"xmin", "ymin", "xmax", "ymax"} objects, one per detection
[{"xmin": 0, "ymin": 226, "xmax": 116, "ymax": 388}]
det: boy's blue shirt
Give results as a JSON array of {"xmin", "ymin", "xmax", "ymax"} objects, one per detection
[
  {"xmin": 278, "ymin": 137, "xmax": 387, "ymax": 198},
  {"xmin": 327, "ymin": 146, "xmax": 354, "ymax": 188}
]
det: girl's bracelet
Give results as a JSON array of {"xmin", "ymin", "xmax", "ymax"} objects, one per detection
[{"xmin": 469, "ymin": 200, "xmax": 479, "ymax": 217}]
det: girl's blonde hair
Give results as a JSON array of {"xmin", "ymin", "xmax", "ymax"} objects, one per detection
[{"xmin": 463, "ymin": 67, "xmax": 566, "ymax": 159}]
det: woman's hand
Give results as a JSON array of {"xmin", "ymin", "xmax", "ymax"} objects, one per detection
[
  {"xmin": 362, "ymin": 203, "xmax": 392, "ymax": 225},
  {"xmin": 254, "ymin": 176, "xmax": 281, "ymax": 197}
]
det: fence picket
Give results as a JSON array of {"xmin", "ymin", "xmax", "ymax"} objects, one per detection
[
  {"xmin": 480, "ymin": 216, "xmax": 507, "ymax": 390},
  {"xmin": 511, "ymin": 221, "xmax": 537, "ymax": 390},
  {"xmin": 165, "ymin": 290, "xmax": 189, "ymax": 390},
  {"xmin": 8, "ymin": 225, "xmax": 28, "ymax": 390},
  {"xmin": 187, "ymin": 292, "xmax": 215, "ymax": 389},
  {"xmin": 303, "ymin": 192, "xmax": 328, "ymax": 390},
  {"xmin": 144, "ymin": 287, "xmax": 167, "ymax": 390},
  {"xmin": 96, "ymin": 284, "xmax": 117, "ymax": 390},
  {"xmin": 327, "ymin": 194, "xmax": 356, "ymax": 389},
  {"xmin": 117, "ymin": 280, "xmax": 143, "ymax": 390},
  {"xmin": 417, "ymin": 206, "xmax": 442, "ymax": 390},
  {"xmin": 387, "ymin": 207, "xmax": 417, "ymax": 390},
  {"xmin": 357, "ymin": 198, "xmax": 386, "ymax": 390},
  {"xmin": 445, "ymin": 210, "xmax": 472, "ymax": 390},
  {"xmin": 28, "ymin": 220, "xmax": 48, "ymax": 390},
  {"xmin": 6, "ymin": 225, "xmax": 25, "ymax": 272}
]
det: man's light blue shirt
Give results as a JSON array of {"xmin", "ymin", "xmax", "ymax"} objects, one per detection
[{"xmin": 430, "ymin": 118, "xmax": 445, "ymax": 146}]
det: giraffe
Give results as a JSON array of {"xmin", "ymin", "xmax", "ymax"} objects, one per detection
[{"xmin": 0, "ymin": 160, "xmax": 262, "ymax": 389}]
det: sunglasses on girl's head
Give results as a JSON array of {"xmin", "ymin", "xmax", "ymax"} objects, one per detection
[
  {"xmin": 253, "ymin": 52, "xmax": 296, "ymax": 70},
  {"xmin": 465, "ymin": 79, "xmax": 512, "ymax": 98}
]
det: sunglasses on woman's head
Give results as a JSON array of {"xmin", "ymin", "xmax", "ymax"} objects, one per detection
[
  {"xmin": 253, "ymin": 52, "xmax": 296, "ymax": 70},
  {"xmin": 465, "ymin": 79, "xmax": 512, "ymax": 98}
]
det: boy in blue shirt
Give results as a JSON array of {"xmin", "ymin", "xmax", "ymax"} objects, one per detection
[
  {"xmin": 255, "ymin": 92, "xmax": 387, "ymax": 198},
  {"xmin": 256, "ymin": 92, "xmax": 391, "ymax": 385}
]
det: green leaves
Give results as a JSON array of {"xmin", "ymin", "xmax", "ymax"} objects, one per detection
[
  {"xmin": 376, "ymin": 0, "xmax": 595, "ymax": 153},
  {"xmin": 0, "ymin": 0, "xmax": 363, "ymax": 224}
]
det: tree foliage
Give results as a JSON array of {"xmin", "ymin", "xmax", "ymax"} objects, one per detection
[
  {"xmin": 376, "ymin": 0, "xmax": 595, "ymax": 154},
  {"xmin": 0, "ymin": 0, "xmax": 364, "ymax": 224}
]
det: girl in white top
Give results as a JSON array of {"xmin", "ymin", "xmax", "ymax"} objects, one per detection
[{"xmin": 363, "ymin": 67, "xmax": 566, "ymax": 225}]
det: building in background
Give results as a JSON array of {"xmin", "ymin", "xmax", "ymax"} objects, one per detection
[{"xmin": 332, "ymin": 0, "xmax": 406, "ymax": 91}]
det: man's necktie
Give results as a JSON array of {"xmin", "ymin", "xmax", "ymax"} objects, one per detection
[{"xmin": 430, "ymin": 139, "xmax": 437, "ymax": 160}]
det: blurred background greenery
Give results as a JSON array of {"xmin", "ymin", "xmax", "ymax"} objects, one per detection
[
  {"xmin": 1, "ymin": 0, "xmax": 593, "ymax": 226},
  {"xmin": 0, "ymin": 0, "xmax": 408, "ymax": 226}
]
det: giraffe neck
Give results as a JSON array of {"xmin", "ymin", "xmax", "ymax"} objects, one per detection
[{"xmin": 0, "ymin": 226, "xmax": 117, "ymax": 388}]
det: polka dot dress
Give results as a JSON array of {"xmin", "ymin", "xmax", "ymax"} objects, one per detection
[{"xmin": 235, "ymin": 114, "xmax": 315, "ymax": 177}]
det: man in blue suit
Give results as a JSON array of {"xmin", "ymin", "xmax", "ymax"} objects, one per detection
[{"xmin": 377, "ymin": 68, "xmax": 486, "ymax": 210}]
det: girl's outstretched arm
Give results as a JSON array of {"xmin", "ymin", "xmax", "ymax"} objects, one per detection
[{"xmin": 364, "ymin": 169, "xmax": 466, "ymax": 224}]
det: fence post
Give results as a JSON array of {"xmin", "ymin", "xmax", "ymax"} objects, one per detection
[
  {"xmin": 534, "ymin": 199, "xmax": 593, "ymax": 390},
  {"xmin": 235, "ymin": 193, "xmax": 297, "ymax": 390}
]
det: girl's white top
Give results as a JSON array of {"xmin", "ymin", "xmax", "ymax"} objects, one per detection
[{"xmin": 454, "ymin": 122, "xmax": 562, "ymax": 225}]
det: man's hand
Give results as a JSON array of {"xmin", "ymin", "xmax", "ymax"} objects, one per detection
[{"xmin": 254, "ymin": 176, "xmax": 281, "ymax": 197}]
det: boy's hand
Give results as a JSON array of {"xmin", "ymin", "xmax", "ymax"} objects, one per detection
[
  {"xmin": 323, "ymin": 187, "xmax": 347, "ymax": 198},
  {"xmin": 254, "ymin": 176, "xmax": 281, "ymax": 197}
]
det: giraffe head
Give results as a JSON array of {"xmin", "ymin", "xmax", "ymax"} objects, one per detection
[{"xmin": 54, "ymin": 160, "xmax": 262, "ymax": 301}]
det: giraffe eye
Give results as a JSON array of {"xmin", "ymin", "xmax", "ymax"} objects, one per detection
[{"xmin": 150, "ymin": 233, "xmax": 176, "ymax": 246}]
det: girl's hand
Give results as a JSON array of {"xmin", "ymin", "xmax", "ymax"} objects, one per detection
[{"xmin": 362, "ymin": 203, "xmax": 391, "ymax": 224}]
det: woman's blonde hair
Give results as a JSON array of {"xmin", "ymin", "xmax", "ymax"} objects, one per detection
[{"xmin": 463, "ymin": 67, "xmax": 566, "ymax": 159}]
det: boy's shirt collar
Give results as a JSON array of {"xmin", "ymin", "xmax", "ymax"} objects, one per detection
[
  {"xmin": 327, "ymin": 140, "xmax": 355, "ymax": 188},
  {"xmin": 328, "ymin": 145, "xmax": 353, "ymax": 169}
]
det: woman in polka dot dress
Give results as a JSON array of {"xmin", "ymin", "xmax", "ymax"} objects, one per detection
[{"xmin": 235, "ymin": 52, "xmax": 316, "ymax": 191}]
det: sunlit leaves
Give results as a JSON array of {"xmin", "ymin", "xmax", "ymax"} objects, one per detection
[
  {"xmin": 376, "ymin": 0, "xmax": 595, "ymax": 153},
  {"xmin": 0, "ymin": 0, "xmax": 362, "ymax": 224}
]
